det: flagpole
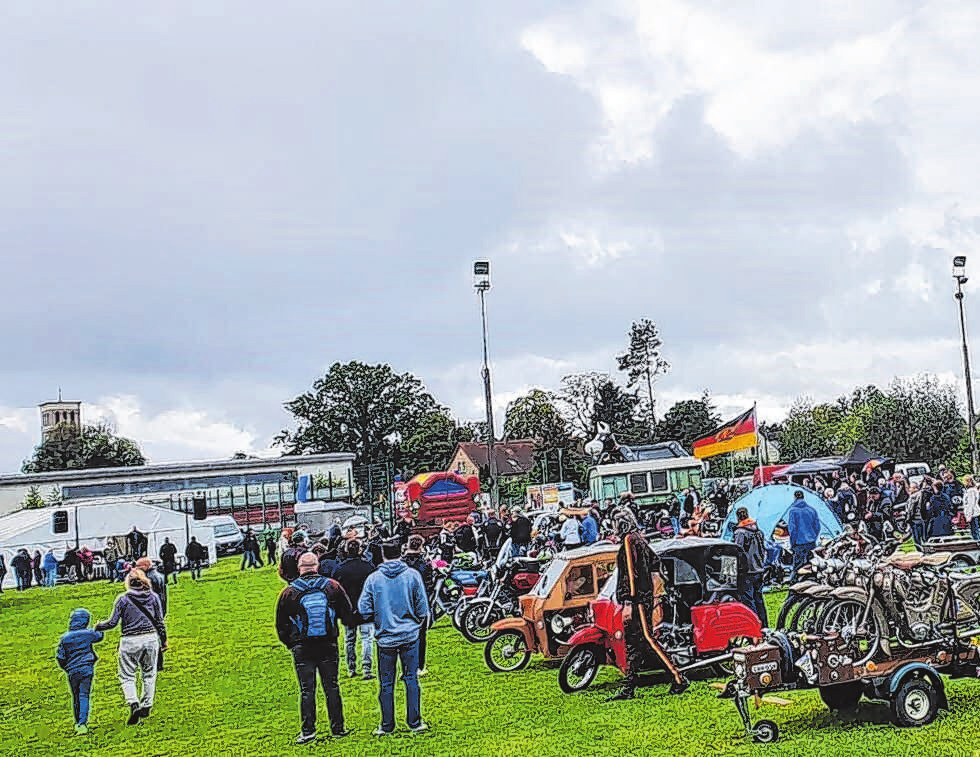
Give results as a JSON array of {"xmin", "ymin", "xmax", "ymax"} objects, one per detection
[{"xmin": 754, "ymin": 401, "xmax": 764, "ymax": 480}]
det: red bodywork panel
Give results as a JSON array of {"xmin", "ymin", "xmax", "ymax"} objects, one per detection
[
  {"xmin": 512, "ymin": 573, "xmax": 540, "ymax": 592},
  {"xmin": 691, "ymin": 602, "xmax": 763, "ymax": 653}
]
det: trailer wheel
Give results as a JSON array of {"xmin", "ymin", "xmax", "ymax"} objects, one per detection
[
  {"xmin": 819, "ymin": 682, "xmax": 863, "ymax": 711},
  {"xmin": 752, "ymin": 719, "xmax": 779, "ymax": 744},
  {"xmin": 948, "ymin": 554, "xmax": 974, "ymax": 571},
  {"xmin": 891, "ymin": 677, "xmax": 940, "ymax": 728}
]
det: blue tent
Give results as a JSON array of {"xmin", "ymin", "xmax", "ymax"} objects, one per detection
[{"xmin": 720, "ymin": 484, "xmax": 842, "ymax": 542}]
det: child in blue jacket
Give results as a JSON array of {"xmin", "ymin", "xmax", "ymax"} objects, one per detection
[{"xmin": 57, "ymin": 608, "xmax": 104, "ymax": 734}]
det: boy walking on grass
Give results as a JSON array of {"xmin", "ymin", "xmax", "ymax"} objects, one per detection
[{"xmin": 57, "ymin": 608, "xmax": 104, "ymax": 734}]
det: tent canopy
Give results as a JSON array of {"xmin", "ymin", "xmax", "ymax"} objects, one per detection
[{"xmin": 721, "ymin": 484, "xmax": 843, "ymax": 543}]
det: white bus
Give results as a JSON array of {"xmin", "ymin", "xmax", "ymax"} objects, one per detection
[{"xmin": 588, "ymin": 454, "xmax": 706, "ymax": 511}]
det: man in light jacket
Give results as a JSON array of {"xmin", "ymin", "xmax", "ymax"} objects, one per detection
[
  {"xmin": 786, "ymin": 490, "xmax": 820, "ymax": 583},
  {"xmin": 357, "ymin": 538, "xmax": 429, "ymax": 736}
]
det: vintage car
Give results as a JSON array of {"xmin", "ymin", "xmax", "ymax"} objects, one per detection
[
  {"xmin": 558, "ymin": 536, "xmax": 763, "ymax": 693},
  {"xmin": 483, "ymin": 543, "xmax": 620, "ymax": 672}
]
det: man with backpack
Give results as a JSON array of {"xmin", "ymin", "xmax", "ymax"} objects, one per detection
[
  {"xmin": 732, "ymin": 507, "xmax": 768, "ymax": 626},
  {"xmin": 275, "ymin": 552, "xmax": 353, "ymax": 745}
]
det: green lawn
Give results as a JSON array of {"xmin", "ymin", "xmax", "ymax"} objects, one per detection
[{"xmin": 3, "ymin": 560, "xmax": 980, "ymax": 757}]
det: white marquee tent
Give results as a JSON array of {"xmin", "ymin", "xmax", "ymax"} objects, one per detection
[{"xmin": 0, "ymin": 499, "xmax": 217, "ymax": 589}]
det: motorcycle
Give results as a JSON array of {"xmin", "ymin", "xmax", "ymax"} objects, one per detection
[
  {"xmin": 428, "ymin": 557, "xmax": 487, "ymax": 628},
  {"xmin": 458, "ymin": 554, "xmax": 544, "ymax": 643},
  {"xmin": 814, "ymin": 538, "xmax": 980, "ymax": 664}
]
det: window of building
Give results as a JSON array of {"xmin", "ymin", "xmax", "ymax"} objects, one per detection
[
  {"xmin": 650, "ymin": 471, "xmax": 668, "ymax": 491},
  {"xmin": 629, "ymin": 473, "xmax": 649, "ymax": 494}
]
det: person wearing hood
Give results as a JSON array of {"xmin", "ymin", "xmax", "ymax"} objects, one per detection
[
  {"xmin": 43, "ymin": 549, "xmax": 59, "ymax": 588},
  {"xmin": 279, "ymin": 531, "xmax": 309, "ymax": 583},
  {"xmin": 357, "ymin": 538, "xmax": 429, "ymax": 736},
  {"xmin": 275, "ymin": 551, "xmax": 353, "ymax": 744},
  {"xmin": 57, "ymin": 608, "xmax": 104, "ymax": 734},
  {"xmin": 732, "ymin": 507, "xmax": 768, "ymax": 626},
  {"xmin": 786, "ymin": 491, "xmax": 820, "ymax": 583},
  {"xmin": 96, "ymin": 568, "xmax": 167, "ymax": 726}
]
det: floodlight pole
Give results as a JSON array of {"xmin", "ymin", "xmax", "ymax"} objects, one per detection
[
  {"xmin": 475, "ymin": 263, "xmax": 498, "ymax": 510},
  {"xmin": 954, "ymin": 259, "xmax": 978, "ymax": 476}
]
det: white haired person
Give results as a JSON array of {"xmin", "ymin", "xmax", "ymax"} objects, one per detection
[{"xmin": 96, "ymin": 568, "xmax": 167, "ymax": 725}]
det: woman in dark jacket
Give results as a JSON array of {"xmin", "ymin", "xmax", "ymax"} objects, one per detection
[{"xmin": 926, "ymin": 480, "xmax": 954, "ymax": 539}]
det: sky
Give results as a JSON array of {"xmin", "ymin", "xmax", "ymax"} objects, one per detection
[{"xmin": 2, "ymin": 1, "xmax": 980, "ymax": 471}]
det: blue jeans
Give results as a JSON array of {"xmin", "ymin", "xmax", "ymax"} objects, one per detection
[
  {"xmin": 971, "ymin": 517, "xmax": 980, "ymax": 543},
  {"xmin": 377, "ymin": 639, "xmax": 421, "ymax": 732},
  {"xmin": 911, "ymin": 521, "xmax": 927, "ymax": 550},
  {"xmin": 791, "ymin": 542, "xmax": 815, "ymax": 583},
  {"xmin": 69, "ymin": 673, "xmax": 93, "ymax": 725},
  {"xmin": 671, "ymin": 517, "xmax": 682, "ymax": 535},
  {"xmin": 344, "ymin": 623, "xmax": 373, "ymax": 676},
  {"xmin": 292, "ymin": 644, "xmax": 344, "ymax": 736},
  {"xmin": 740, "ymin": 572, "xmax": 768, "ymax": 628},
  {"xmin": 46, "ymin": 568, "xmax": 58, "ymax": 587}
]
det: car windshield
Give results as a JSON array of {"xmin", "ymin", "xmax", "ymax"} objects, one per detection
[
  {"xmin": 531, "ymin": 557, "xmax": 568, "ymax": 597},
  {"xmin": 214, "ymin": 525, "xmax": 240, "ymax": 537}
]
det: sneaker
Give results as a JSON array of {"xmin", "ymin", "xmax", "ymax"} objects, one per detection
[
  {"xmin": 127, "ymin": 703, "xmax": 141, "ymax": 726},
  {"xmin": 137, "ymin": 706, "xmax": 151, "ymax": 719},
  {"xmin": 332, "ymin": 729, "xmax": 352, "ymax": 739},
  {"xmin": 295, "ymin": 732, "xmax": 317, "ymax": 745},
  {"xmin": 410, "ymin": 721, "xmax": 429, "ymax": 734},
  {"xmin": 374, "ymin": 727, "xmax": 393, "ymax": 736},
  {"xmin": 363, "ymin": 673, "xmax": 374, "ymax": 680},
  {"xmin": 74, "ymin": 724, "xmax": 88, "ymax": 735},
  {"xmin": 417, "ymin": 668, "xmax": 428, "ymax": 677}
]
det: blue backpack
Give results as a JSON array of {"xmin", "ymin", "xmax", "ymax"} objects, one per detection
[{"xmin": 292, "ymin": 578, "xmax": 336, "ymax": 639}]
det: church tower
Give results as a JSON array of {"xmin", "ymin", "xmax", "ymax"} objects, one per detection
[{"xmin": 39, "ymin": 393, "xmax": 82, "ymax": 439}]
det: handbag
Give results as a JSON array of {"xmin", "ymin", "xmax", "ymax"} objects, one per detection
[{"xmin": 124, "ymin": 596, "xmax": 166, "ymax": 671}]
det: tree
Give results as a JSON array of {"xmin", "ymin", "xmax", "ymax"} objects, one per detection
[
  {"xmin": 503, "ymin": 389, "xmax": 569, "ymax": 448},
  {"xmin": 617, "ymin": 318, "xmax": 670, "ymax": 436},
  {"xmin": 23, "ymin": 485, "xmax": 45, "ymax": 509},
  {"xmin": 558, "ymin": 372, "xmax": 648, "ymax": 445},
  {"xmin": 275, "ymin": 361, "xmax": 442, "ymax": 466},
  {"xmin": 396, "ymin": 409, "xmax": 474, "ymax": 477},
  {"xmin": 22, "ymin": 422, "xmax": 145, "ymax": 473},
  {"xmin": 655, "ymin": 392, "xmax": 722, "ymax": 451}
]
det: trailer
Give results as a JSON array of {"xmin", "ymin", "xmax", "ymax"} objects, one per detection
[{"xmin": 725, "ymin": 631, "xmax": 980, "ymax": 744}]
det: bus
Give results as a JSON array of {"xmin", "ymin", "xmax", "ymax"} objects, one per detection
[{"xmin": 588, "ymin": 447, "xmax": 706, "ymax": 511}]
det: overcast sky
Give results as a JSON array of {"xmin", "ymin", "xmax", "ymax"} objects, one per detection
[{"xmin": 2, "ymin": 1, "xmax": 979, "ymax": 471}]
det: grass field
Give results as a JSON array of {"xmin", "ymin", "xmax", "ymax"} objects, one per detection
[{"xmin": 4, "ymin": 560, "xmax": 980, "ymax": 757}]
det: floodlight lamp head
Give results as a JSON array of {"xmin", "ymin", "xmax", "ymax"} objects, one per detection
[{"xmin": 954, "ymin": 256, "xmax": 967, "ymax": 279}]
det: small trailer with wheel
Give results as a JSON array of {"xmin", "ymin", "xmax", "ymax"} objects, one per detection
[{"xmin": 724, "ymin": 631, "xmax": 979, "ymax": 744}]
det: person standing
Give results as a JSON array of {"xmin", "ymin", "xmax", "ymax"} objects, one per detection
[
  {"xmin": 732, "ymin": 507, "xmax": 768, "ymax": 627},
  {"xmin": 43, "ymin": 549, "xmax": 59, "ymax": 588},
  {"xmin": 926, "ymin": 479, "xmax": 954, "ymax": 538},
  {"xmin": 265, "ymin": 532, "xmax": 278, "ymax": 566},
  {"xmin": 668, "ymin": 492, "xmax": 683, "ymax": 536},
  {"xmin": 786, "ymin": 491, "xmax": 820, "ymax": 583},
  {"xmin": 11, "ymin": 549, "xmax": 32, "ymax": 590},
  {"xmin": 483, "ymin": 511, "xmax": 504, "ymax": 557},
  {"xmin": 95, "ymin": 569, "xmax": 167, "ymax": 725},
  {"xmin": 964, "ymin": 476, "xmax": 980, "ymax": 543},
  {"xmin": 241, "ymin": 530, "xmax": 261, "ymax": 570},
  {"xmin": 126, "ymin": 526, "xmax": 147, "ymax": 559},
  {"xmin": 559, "ymin": 511, "xmax": 581, "ymax": 550},
  {"xmin": 33, "ymin": 550, "xmax": 45, "ymax": 587},
  {"xmin": 336, "ymin": 540, "xmax": 376, "ymax": 679},
  {"xmin": 580, "ymin": 509, "xmax": 599, "ymax": 546},
  {"xmin": 159, "ymin": 538, "xmax": 178, "ymax": 585},
  {"xmin": 135, "ymin": 558, "xmax": 168, "ymax": 617},
  {"xmin": 275, "ymin": 552, "xmax": 353, "ymax": 744},
  {"xmin": 57, "ymin": 608, "xmax": 104, "ymax": 735},
  {"xmin": 280, "ymin": 532, "xmax": 310, "ymax": 583},
  {"xmin": 907, "ymin": 482, "xmax": 929, "ymax": 549},
  {"xmin": 358, "ymin": 538, "xmax": 429, "ymax": 735},
  {"xmin": 185, "ymin": 537, "xmax": 206, "ymax": 580},
  {"xmin": 103, "ymin": 541, "xmax": 120, "ymax": 582},
  {"xmin": 0, "ymin": 552, "xmax": 6, "ymax": 593},
  {"xmin": 510, "ymin": 511, "xmax": 532, "ymax": 556},
  {"xmin": 401, "ymin": 535, "xmax": 434, "ymax": 676}
]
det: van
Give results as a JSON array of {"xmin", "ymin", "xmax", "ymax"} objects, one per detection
[
  {"xmin": 894, "ymin": 462, "xmax": 931, "ymax": 486},
  {"xmin": 194, "ymin": 515, "xmax": 244, "ymax": 556},
  {"xmin": 588, "ymin": 454, "xmax": 706, "ymax": 512}
]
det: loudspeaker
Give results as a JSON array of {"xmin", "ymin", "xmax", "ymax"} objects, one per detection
[
  {"xmin": 192, "ymin": 493, "xmax": 207, "ymax": 520},
  {"xmin": 53, "ymin": 510, "xmax": 69, "ymax": 534}
]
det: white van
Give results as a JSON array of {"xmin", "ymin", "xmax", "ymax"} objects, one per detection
[
  {"xmin": 194, "ymin": 515, "xmax": 244, "ymax": 556},
  {"xmin": 895, "ymin": 462, "xmax": 931, "ymax": 486}
]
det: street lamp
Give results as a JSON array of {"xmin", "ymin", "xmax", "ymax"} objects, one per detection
[
  {"xmin": 953, "ymin": 255, "xmax": 978, "ymax": 475},
  {"xmin": 474, "ymin": 261, "xmax": 498, "ymax": 510}
]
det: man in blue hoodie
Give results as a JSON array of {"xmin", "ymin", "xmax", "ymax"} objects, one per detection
[
  {"xmin": 358, "ymin": 538, "xmax": 429, "ymax": 736},
  {"xmin": 57, "ymin": 608, "xmax": 104, "ymax": 734},
  {"xmin": 786, "ymin": 490, "xmax": 820, "ymax": 582}
]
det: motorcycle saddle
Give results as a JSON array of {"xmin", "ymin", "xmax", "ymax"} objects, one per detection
[{"xmin": 882, "ymin": 552, "xmax": 950, "ymax": 570}]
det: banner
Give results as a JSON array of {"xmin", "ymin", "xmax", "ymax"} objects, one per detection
[{"xmin": 692, "ymin": 408, "xmax": 757, "ymax": 459}]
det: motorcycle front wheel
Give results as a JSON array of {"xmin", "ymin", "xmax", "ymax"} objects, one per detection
[
  {"xmin": 558, "ymin": 644, "xmax": 602, "ymax": 693},
  {"xmin": 460, "ymin": 600, "xmax": 505, "ymax": 643},
  {"xmin": 816, "ymin": 599, "xmax": 886, "ymax": 665},
  {"xmin": 484, "ymin": 630, "xmax": 532, "ymax": 673}
]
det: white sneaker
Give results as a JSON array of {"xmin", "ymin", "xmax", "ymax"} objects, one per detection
[
  {"xmin": 295, "ymin": 732, "xmax": 317, "ymax": 745},
  {"xmin": 410, "ymin": 721, "xmax": 429, "ymax": 734},
  {"xmin": 417, "ymin": 668, "xmax": 428, "ymax": 676},
  {"xmin": 374, "ymin": 727, "xmax": 393, "ymax": 736}
]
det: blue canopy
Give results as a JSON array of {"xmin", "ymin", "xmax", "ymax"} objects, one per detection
[{"xmin": 720, "ymin": 484, "xmax": 842, "ymax": 542}]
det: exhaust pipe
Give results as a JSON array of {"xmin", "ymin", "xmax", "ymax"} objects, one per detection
[{"xmin": 677, "ymin": 652, "xmax": 732, "ymax": 674}]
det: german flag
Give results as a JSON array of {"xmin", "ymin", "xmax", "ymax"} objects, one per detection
[{"xmin": 692, "ymin": 408, "xmax": 757, "ymax": 459}]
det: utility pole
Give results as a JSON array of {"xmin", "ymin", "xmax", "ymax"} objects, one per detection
[
  {"xmin": 474, "ymin": 262, "xmax": 498, "ymax": 510},
  {"xmin": 954, "ymin": 256, "xmax": 978, "ymax": 475}
]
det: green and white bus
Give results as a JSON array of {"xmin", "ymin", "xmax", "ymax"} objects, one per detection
[{"xmin": 588, "ymin": 453, "xmax": 706, "ymax": 511}]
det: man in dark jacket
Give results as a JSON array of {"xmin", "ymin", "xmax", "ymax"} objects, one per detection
[
  {"xmin": 483, "ymin": 514, "xmax": 504, "ymax": 557},
  {"xmin": 159, "ymin": 538, "xmax": 178, "ymax": 585},
  {"xmin": 336, "ymin": 540, "xmax": 377, "ymax": 679},
  {"xmin": 275, "ymin": 552, "xmax": 353, "ymax": 744},
  {"xmin": 279, "ymin": 532, "xmax": 309, "ymax": 583},
  {"xmin": 608, "ymin": 508, "xmax": 687, "ymax": 700},
  {"xmin": 510, "ymin": 512, "xmax": 532, "ymax": 555},
  {"xmin": 126, "ymin": 526, "xmax": 147, "ymax": 559},
  {"xmin": 185, "ymin": 537, "xmax": 206, "ymax": 580},
  {"xmin": 241, "ymin": 530, "xmax": 262, "ymax": 570},
  {"xmin": 732, "ymin": 507, "xmax": 768, "ymax": 626},
  {"xmin": 11, "ymin": 549, "xmax": 32, "ymax": 591},
  {"xmin": 454, "ymin": 518, "xmax": 479, "ymax": 555}
]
